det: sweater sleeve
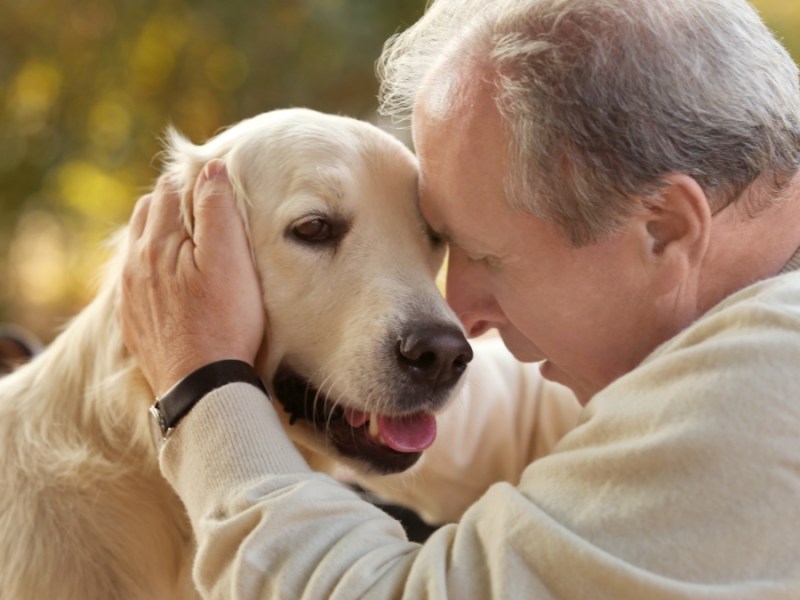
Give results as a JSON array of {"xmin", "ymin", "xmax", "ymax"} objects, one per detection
[{"xmin": 160, "ymin": 383, "xmax": 580, "ymax": 599}]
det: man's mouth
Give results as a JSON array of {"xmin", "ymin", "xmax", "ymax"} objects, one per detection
[{"xmin": 272, "ymin": 368, "xmax": 437, "ymax": 474}]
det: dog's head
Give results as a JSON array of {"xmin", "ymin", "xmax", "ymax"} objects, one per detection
[{"xmin": 164, "ymin": 109, "xmax": 472, "ymax": 474}]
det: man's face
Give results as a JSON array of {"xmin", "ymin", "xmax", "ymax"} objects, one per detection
[{"xmin": 412, "ymin": 76, "xmax": 677, "ymax": 404}]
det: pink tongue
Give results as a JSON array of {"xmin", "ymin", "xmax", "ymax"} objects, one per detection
[
  {"xmin": 376, "ymin": 413, "xmax": 437, "ymax": 453},
  {"xmin": 343, "ymin": 408, "xmax": 438, "ymax": 453}
]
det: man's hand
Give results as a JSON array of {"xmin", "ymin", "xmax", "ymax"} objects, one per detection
[{"xmin": 118, "ymin": 159, "xmax": 265, "ymax": 396}]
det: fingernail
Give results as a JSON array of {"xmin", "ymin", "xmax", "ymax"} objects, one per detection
[
  {"xmin": 202, "ymin": 159, "xmax": 228, "ymax": 183},
  {"xmin": 195, "ymin": 159, "xmax": 232, "ymax": 204}
]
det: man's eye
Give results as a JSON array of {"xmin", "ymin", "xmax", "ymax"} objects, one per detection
[
  {"xmin": 468, "ymin": 253, "xmax": 500, "ymax": 269},
  {"xmin": 292, "ymin": 218, "xmax": 332, "ymax": 242},
  {"xmin": 426, "ymin": 228, "xmax": 444, "ymax": 246}
]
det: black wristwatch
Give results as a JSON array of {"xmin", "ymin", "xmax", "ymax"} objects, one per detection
[{"xmin": 148, "ymin": 359, "xmax": 267, "ymax": 450}]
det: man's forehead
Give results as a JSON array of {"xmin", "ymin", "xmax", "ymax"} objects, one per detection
[
  {"xmin": 415, "ymin": 68, "xmax": 467, "ymax": 124},
  {"xmin": 413, "ymin": 41, "xmax": 494, "ymax": 127}
]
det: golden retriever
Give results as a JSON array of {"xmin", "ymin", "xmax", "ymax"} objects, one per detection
[{"xmin": 0, "ymin": 109, "xmax": 472, "ymax": 599}]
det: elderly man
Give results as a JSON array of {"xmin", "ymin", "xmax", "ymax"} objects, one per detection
[{"xmin": 119, "ymin": 0, "xmax": 800, "ymax": 597}]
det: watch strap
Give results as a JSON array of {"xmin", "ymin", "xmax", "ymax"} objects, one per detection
[{"xmin": 154, "ymin": 359, "xmax": 267, "ymax": 431}]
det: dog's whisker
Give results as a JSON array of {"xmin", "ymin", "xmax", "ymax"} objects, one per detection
[
  {"xmin": 310, "ymin": 363, "xmax": 341, "ymax": 438},
  {"xmin": 318, "ymin": 367, "xmax": 368, "ymax": 446}
]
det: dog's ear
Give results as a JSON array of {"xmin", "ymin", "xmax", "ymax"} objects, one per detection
[
  {"xmin": 161, "ymin": 126, "xmax": 207, "ymax": 238},
  {"xmin": 160, "ymin": 124, "xmax": 256, "ymax": 261}
]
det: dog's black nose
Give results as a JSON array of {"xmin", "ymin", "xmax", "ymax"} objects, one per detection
[{"xmin": 396, "ymin": 323, "xmax": 473, "ymax": 389}]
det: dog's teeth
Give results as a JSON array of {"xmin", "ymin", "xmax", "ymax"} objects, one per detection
[{"xmin": 368, "ymin": 412, "xmax": 379, "ymax": 438}]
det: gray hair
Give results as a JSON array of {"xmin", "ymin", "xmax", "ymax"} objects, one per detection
[{"xmin": 378, "ymin": 0, "xmax": 800, "ymax": 245}]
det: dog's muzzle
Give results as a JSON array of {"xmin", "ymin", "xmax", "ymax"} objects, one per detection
[{"xmin": 272, "ymin": 322, "xmax": 472, "ymax": 474}]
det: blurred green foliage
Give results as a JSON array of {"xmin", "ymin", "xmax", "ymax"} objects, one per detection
[
  {"xmin": 0, "ymin": 0, "xmax": 427, "ymax": 339},
  {"xmin": 1, "ymin": 0, "xmax": 799, "ymax": 341}
]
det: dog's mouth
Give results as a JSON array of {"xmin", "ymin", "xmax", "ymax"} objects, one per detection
[{"xmin": 272, "ymin": 368, "xmax": 436, "ymax": 474}]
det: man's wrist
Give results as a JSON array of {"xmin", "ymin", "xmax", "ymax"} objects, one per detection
[{"xmin": 148, "ymin": 359, "xmax": 267, "ymax": 449}]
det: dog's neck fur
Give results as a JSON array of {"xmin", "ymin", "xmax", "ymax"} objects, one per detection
[
  {"xmin": 4, "ymin": 268, "xmax": 149, "ymax": 451},
  {"xmin": 0, "ymin": 251, "xmax": 197, "ymax": 599}
]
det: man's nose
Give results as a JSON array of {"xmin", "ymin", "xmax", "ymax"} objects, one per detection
[{"xmin": 445, "ymin": 248, "xmax": 499, "ymax": 338}]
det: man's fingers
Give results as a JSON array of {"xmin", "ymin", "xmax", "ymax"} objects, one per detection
[
  {"xmin": 145, "ymin": 175, "xmax": 185, "ymax": 242},
  {"xmin": 192, "ymin": 158, "xmax": 230, "ymax": 210},
  {"xmin": 193, "ymin": 159, "xmax": 251, "ymax": 268},
  {"xmin": 128, "ymin": 193, "xmax": 152, "ymax": 241}
]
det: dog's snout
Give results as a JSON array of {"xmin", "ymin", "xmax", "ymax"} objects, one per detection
[{"xmin": 396, "ymin": 324, "xmax": 473, "ymax": 389}]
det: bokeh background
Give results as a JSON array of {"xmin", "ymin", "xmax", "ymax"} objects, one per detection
[{"xmin": 1, "ymin": 0, "xmax": 799, "ymax": 343}]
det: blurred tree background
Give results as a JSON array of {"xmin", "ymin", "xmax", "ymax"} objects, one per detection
[
  {"xmin": 1, "ymin": 0, "xmax": 799, "ymax": 342},
  {"xmin": 0, "ymin": 0, "xmax": 427, "ymax": 340}
]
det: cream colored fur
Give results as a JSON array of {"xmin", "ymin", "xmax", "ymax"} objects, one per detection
[{"xmin": 0, "ymin": 109, "xmax": 462, "ymax": 599}]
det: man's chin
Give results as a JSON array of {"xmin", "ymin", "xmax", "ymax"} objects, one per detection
[
  {"xmin": 498, "ymin": 333, "xmax": 544, "ymax": 363},
  {"xmin": 539, "ymin": 360, "xmax": 591, "ymax": 405},
  {"xmin": 538, "ymin": 359, "xmax": 560, "ymax": 381}
]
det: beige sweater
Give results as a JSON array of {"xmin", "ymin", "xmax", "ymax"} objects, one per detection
[{"xmin": 162, "ymin": 267, "xmax": 800, "ymax": 599}]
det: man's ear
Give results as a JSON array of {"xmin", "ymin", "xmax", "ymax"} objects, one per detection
[
  {"xmin": 644, "ymin": 174, "xmax": 711, "ymax": 255},
  {"xmin": 639, "ymin": 174, "xmax": 712, "ymax": 290}
]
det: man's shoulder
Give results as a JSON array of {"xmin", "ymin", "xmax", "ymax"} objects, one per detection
[
  {"xmin": 582, "ymin": 271, "xmax": 800, "ymax": 418},
  {"xmin": 657, "ymin": 269, "xmax": 800, "ymax": 363}
]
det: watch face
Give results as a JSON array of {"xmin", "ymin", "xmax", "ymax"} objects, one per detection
[{"xmin": 148, "ymin": 403, "xmax": 168, "ymax": 450}]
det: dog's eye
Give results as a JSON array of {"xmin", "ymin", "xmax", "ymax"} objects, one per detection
[
  {"xmin": 288, "ymin": 213, "xmax": 351, "ymax": 249},
  {"xmin": 293, "ymin": 218, "xmax": 332, "ymax": 242}
]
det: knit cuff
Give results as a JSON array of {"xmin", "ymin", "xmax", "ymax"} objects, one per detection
[{"xmin": 160, "ymin": 382, "xmax": 312, "ymax": 520}]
